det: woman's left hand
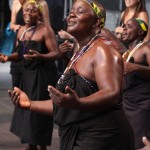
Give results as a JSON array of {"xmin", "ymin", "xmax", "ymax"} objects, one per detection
[
  {"xmin": 48, "ymin": 85, "xmax": 80, "ymax": 109},
  {"xmin": 24, "ymin": 50, "xmax": 41, "ymax": 60}
]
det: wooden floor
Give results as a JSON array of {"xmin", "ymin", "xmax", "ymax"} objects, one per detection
[{"xmin": 0, "ymin": 62, "xmax": 60, "ymax": 150}]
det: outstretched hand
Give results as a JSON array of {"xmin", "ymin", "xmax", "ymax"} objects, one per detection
[
  {"xmin": 8, "ymin": 87, "xmax": 31, "ymax": 109},
  {"xmin": 47, "ymin": 85, "xmax": 80, "ymax": 109}
]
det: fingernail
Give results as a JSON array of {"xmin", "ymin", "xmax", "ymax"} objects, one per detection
[{"xmin": 143, "ymin": 136, "xmax": 147, "ymax": 140}]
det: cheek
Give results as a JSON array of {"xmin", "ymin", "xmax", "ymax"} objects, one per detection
[{"xmin": 125, "ymin": 0, "xmax": 138, "ymax": 7}]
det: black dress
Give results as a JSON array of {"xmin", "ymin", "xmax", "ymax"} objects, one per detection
[
  {"xmin": 123, "ymin": 61, "xmax": 150, "ymax": 149},
  {"xmin": 54, "ymin": 69, "xmax": 135, "ymax": 150},
  {"xmin": 10, "ymin": 7, "xmax": 25, "ymax": 87},
  {"xmin": 10, "ymin": 40, "xmax": 58, "ymax": 145}
]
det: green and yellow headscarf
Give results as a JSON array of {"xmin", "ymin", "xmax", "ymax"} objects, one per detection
[
  {"xmin": 135, "ymin": 18, "xmax": 148, "ymax": 32},
  {"xmin": 82, "ymin": 0, "xmax": 105, "ymax": 28}
]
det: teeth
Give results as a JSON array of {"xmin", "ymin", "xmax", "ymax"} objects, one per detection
[
  {"xmin": 68, "ymin": 21, "xmax": 75, "ymax": 25},
  {"xmin": 25, "ymin": 16, "xmax": 31, "ymax": 22}
]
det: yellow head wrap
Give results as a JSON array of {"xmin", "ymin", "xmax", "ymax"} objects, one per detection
[
  {"xmin": 27, "ymin": 0, "xmax": 43, "ymax": 14},
  {"xmin": 82, "ymin": 0, "xmax": 105, "ymax": 28},
  {"xmin": 135, "ymin": 18, "xmax": 148, "ymax": 32}
]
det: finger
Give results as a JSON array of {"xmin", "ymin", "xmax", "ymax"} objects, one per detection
[
  {"xmin": 48, "ymin": 86, "xmax": 62, "ymax": 104},
  {"xmin": 15, "ymin": 95, "xmax": 20, "ymax": 106},
  {"xmin": 12, "ymin": 92, "xmax": 20, "ymax": 103},
  {"xmin": 8, "ymin": 90, "xmax": 12, "ymax": 97},
  {"xmin": 14, "ymin": 87, "xmax": 21, "ymax": 93},
  {"xmin": 65, "ymin": 86, "xmax": 74, "ymax": 95},
  {"xmin": 48, "ymin": 86, "xmax": 59, "ymax": 96},
  {"xmin": 142, "ymin": 136, "xmax": 150, "ymax": 146}
]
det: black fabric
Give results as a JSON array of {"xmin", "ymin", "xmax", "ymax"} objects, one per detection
[
  {"xmin": 10, "ymin": 7, "xmax": 25, "ymax": 87},
  {"xmin": 10, "ymin": 41, "xmax": 58, "ymax": 145},
  {"xmin": 123, "ymin": 61, "xmax": 150, "ymax": 149},
  {"xmin": 54, "ymin": 69, "xmax": 135, "ymax": 150}
]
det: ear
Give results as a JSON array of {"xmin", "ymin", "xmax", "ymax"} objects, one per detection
[
  {"xmin": 138, "ymin": 29, "xmax": 145, "ymax": 36},
  {"xmin": 92, "ymin": 18, "xmax": 101, "ymax": 28}
]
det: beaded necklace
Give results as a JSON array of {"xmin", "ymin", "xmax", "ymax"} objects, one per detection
[
  {"xmin": 122, "ymin": 41, "xmax": 144, "ymax": 62},
  {"xmin": 20, "ymin": 26, "xmax": 35, "ymax": 41},
  {"xmin": 57, "ymin": 33, "xmax": 100, "ymax": 85},
  {"xmin": 19, "ymin": 26, "xmax": 36, "ymax": 57}
]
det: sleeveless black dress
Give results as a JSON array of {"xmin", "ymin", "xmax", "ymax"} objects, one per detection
[
  {"xmin": 10, "ymin": 40, "xmax": 58, "ymax": 145},
  {"xmin": 123, "ymin": 60, "xmax": 150, "ymax": 149},
  {"xmin": 54, "ymin": 69, "xmax": 135, "ymax": 150}
]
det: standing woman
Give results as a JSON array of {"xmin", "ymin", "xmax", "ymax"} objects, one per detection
[
  {"xmin": 115, "ymin": 0, "xmax": 150, "ymax": 43},
  {"xmin": 10, "ymin": 0, "xmax": 51, "ymax": 88},
  {"xmin": 1, "ymin": 1, "xmax": 59, "ymax": 150}
]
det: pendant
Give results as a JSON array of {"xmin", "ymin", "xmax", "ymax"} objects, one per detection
[{"xmin": 57, "ymin": 74, "xmax": 65, "ymax": 85}]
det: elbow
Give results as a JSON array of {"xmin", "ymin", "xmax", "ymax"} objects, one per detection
[
  {"xmin": 105, "ymin": 87, "xmax": 120, "ymax": 107},
  {"xmin": 109, "ymin": 88, "xmax": 120, "ymax": 105}
]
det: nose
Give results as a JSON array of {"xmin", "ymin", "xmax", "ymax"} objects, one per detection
[{"xmin": 69, "ymin": 9, "xmax": 76, "ymax": 17}]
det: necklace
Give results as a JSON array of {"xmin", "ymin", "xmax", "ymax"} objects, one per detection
[
  {"xmin": 20, "ymin": 26, "xmax": 36, "ymax": 57},
  {"xmin": 20, "ymin": 26, "xmax": 35, "ymax": 41},
  {"xmin": 122, "ymin": 41, "xmax": 144, "ymax": 62},
  {"xmin": 57, "ymin": 33, "xmax": 100, "ymax": 85}
]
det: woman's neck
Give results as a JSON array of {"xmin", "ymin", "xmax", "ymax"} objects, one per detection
[
  {"xmin": 129, "ymin": 39, "xmax": 143, "ymax": 50},
  {"xmin": 76, "ymin": 32, "xmax": 100, "ymax": 50}
]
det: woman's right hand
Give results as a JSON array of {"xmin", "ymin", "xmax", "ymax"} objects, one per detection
[
  {"xmin": 0, "ymin": 53, "xmax": 8, "ymax": 63},
  {"xmin": 8, "ymin": 87, "xmax": 31, "ymax": 109}
]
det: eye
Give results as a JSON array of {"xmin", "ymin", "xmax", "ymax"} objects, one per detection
[{"xmin": 77, "ymin": 8, "xmax": 86, "ymax": 14}]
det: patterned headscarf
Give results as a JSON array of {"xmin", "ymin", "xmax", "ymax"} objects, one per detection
[
  {"xmin": 82, "ymin": 0, "xmax": 105, "ymax": 28},
  {"xmin": 135, "ymin": 18, "xmax": 148, "ymax": 32}
]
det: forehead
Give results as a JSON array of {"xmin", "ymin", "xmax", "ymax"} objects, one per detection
[
  {"xmin": 24, "ymin": 3, "xmax": 39, "ymax": 10},
  {"xmin": 73, "ymin": 0, "xmax": 94, "ymax": 12},
  {"xmin": 24, "ymin": 3, "xmax": 35, "ymax": 8},
  {"xmin": 126, "ymin": 19, "xmax": 138, "ymax": 27}
]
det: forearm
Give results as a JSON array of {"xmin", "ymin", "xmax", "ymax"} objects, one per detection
[
  {"xmin": 8, "ymin": 52, "xmax": 19, "ymax": 61},
  {"xmin": 29, "ymin": 100, "xmax": 53, "ymax": 116},
  {"xmin": 134, "ymin": 64, "xmax": 150, "ymax": 79},
  {"xmin": 39, "ymin": 51, "xmax": 60, "ymax": 60},
  {"xmin": 77, "ymin": 89, "xmax": 119, "ymax": 112}
]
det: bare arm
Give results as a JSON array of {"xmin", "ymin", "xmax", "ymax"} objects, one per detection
[
  {"xmin": 10, "ymin": 0, "xmax": 21, "ymax": 32},
  {"xmin": 8, "ymin": 87, "xmax": 53, "ymax": 115},
  {"xmin": 24, "ymin": 25, "xmax": 60, "ymax": 60},
  {"xmin": 48, "ymin": 41, "xmax": 123, "ymax": 112},
  {"xmin": 124, "ymin": 45, "xmax": 150, "ymax": 79},
  {"xmin": 40, "ymin": 0, "xmax": 51, "ymax": 26},
  {"xmin": 78, "ymin": 42, "xmax": 123, "ymax": 111}
]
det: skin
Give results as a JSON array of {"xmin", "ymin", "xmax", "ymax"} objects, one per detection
[
  {"xmin": 116, "ymin": 0, "xmax": 149, "ymax": 43},
  {"xmin": 0, "ymin": 3, "xmax": 59, "ymax": 63},
  {"xmin": 122, "ymin": 18, "xmax": 150, "ymax": 78},
  {"xmin": 122, "ymin": 18, "xmax": 150, "ymax": 150},
  {"xmin": 8, "ymin": 0, "xmax": 123, "ymax": 115},
  {"xmin": 10, "ymin": 0, "xmax": 26, "ymax": 32},
  {"xmin": 2, "ymin": 2, "xmax": 58, "ymax": 150},
  {"xmin": 140, "ymin": 137, "xmax": 150, "ymax": 150},
  {"xmin": 10, "ymin": 0, "xmax": 51, "ymax": 32}
]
